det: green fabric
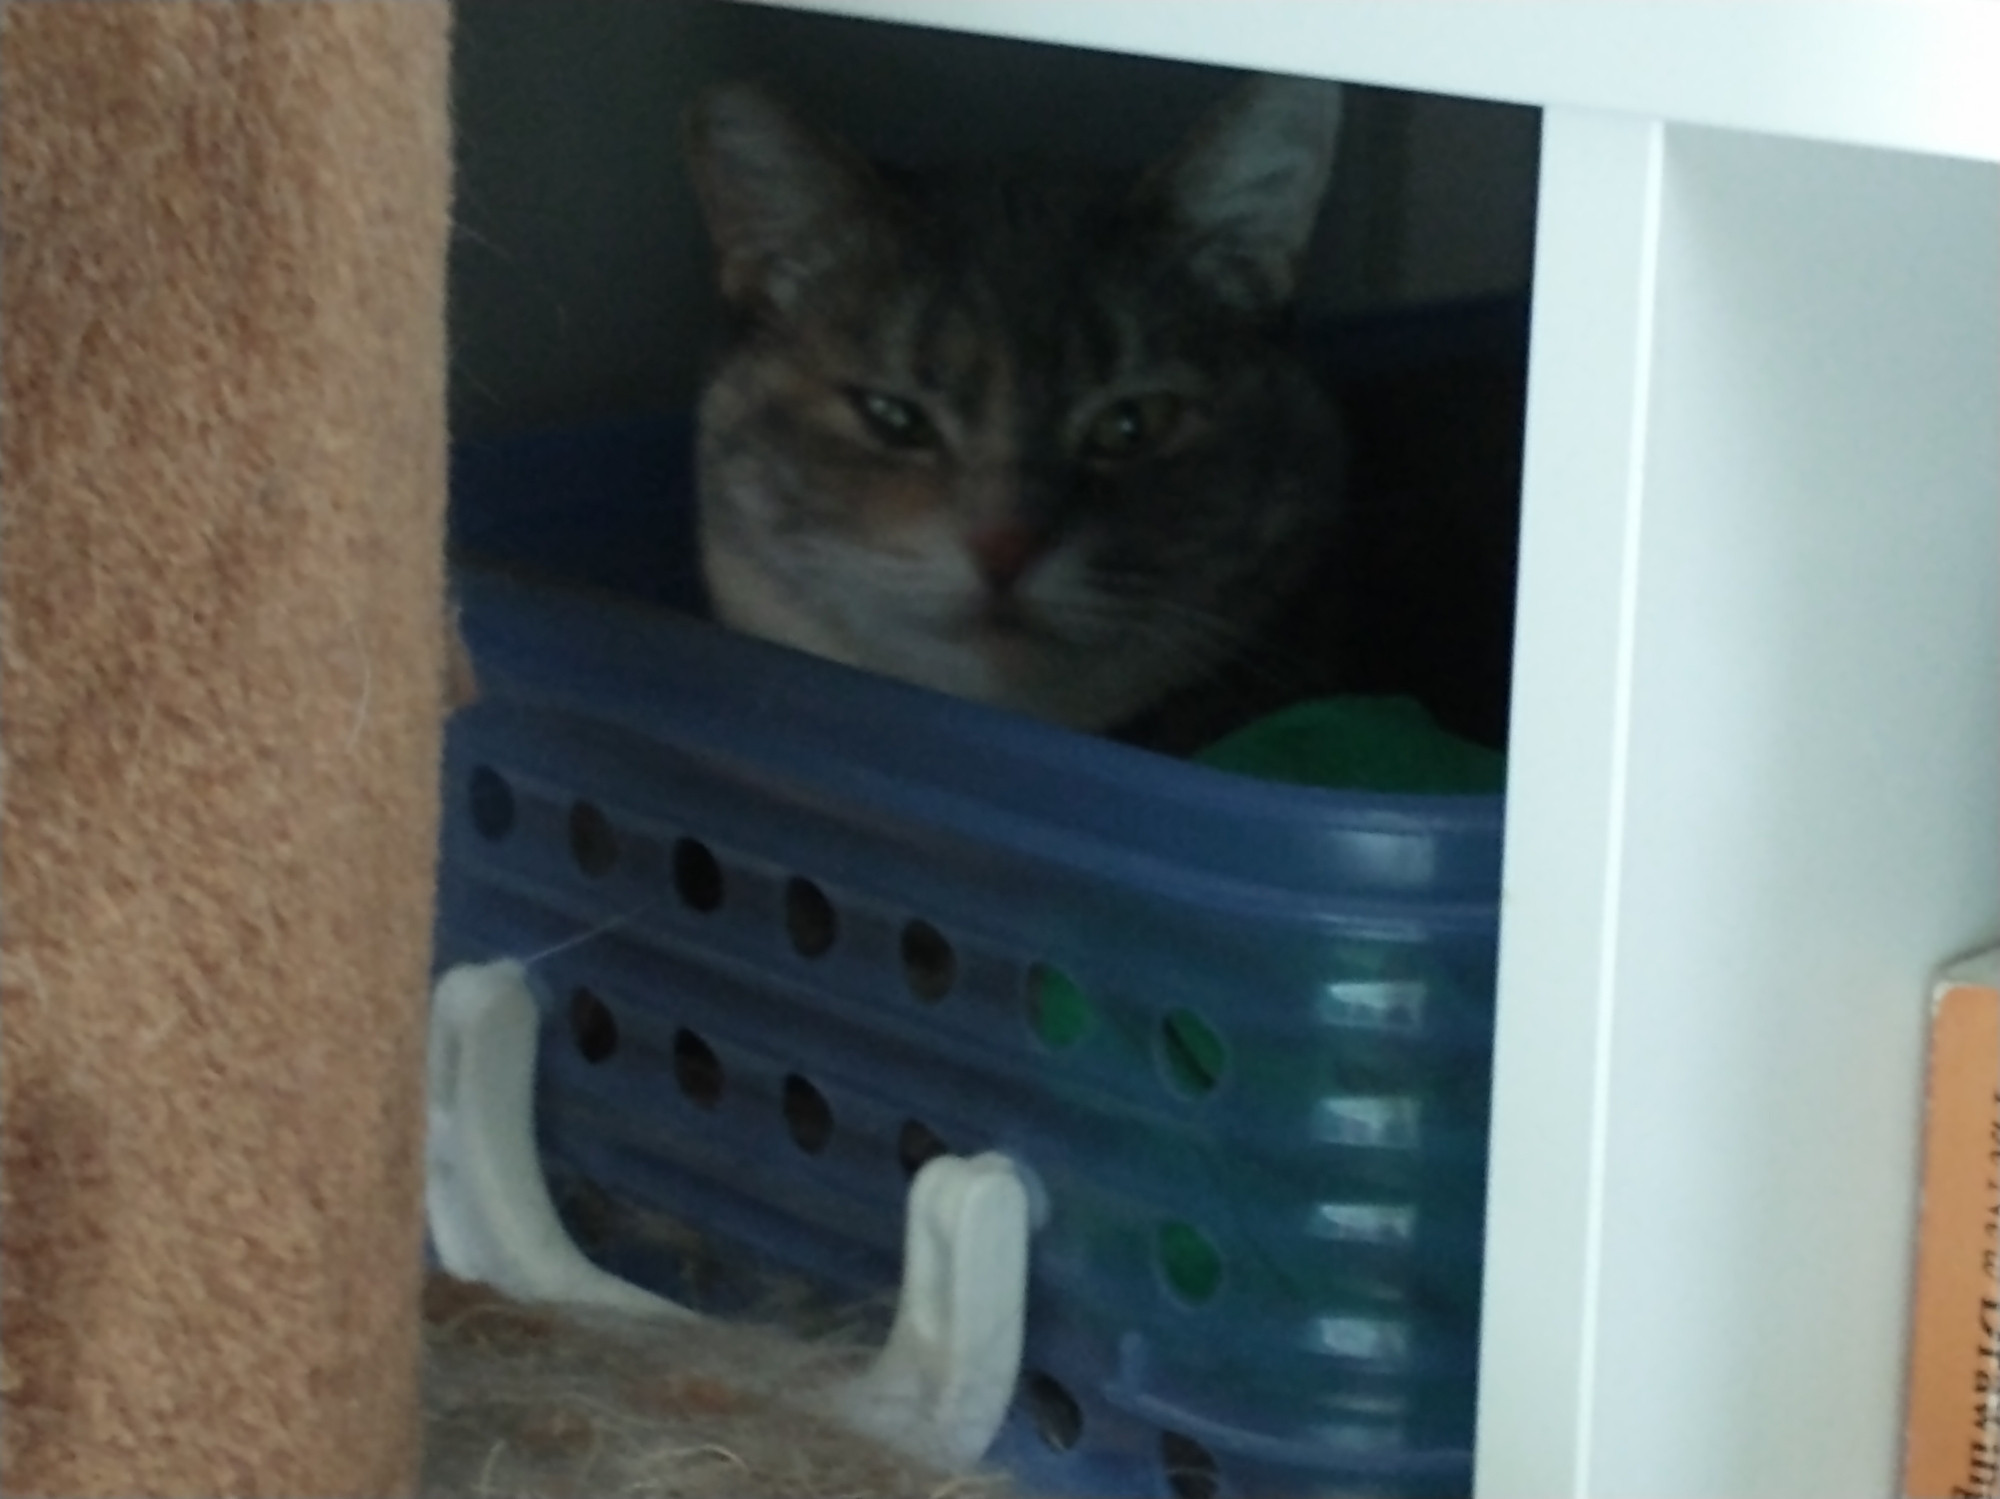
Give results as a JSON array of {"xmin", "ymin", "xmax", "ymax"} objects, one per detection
[
  {"xmin": 1028, "ymin": 965, "xmax": 1094, "ymax": 1050},
  {"xmin": 1194, "ymin": 696, "xmax": 1505, "ymax": 794},
  {"xmin": 1157, "ymin": 1221, "xmax": 1223, "ymax": 1303},
  {"xmin": 1159, "ymin": 1009, "xmax": 1226, "ymax": 1097}
]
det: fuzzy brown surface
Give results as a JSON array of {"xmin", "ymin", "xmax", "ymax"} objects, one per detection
[
  {"xmin": 421, "ymin": 1276, "xmax": 1010, "ymax": 1499},
  {"xmin": 1, "ymin": 3, "xmax": 453, "ymax": 1493}
]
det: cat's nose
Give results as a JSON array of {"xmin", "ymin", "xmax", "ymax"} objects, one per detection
[{"xmin": 968, "ymin": 524, "xmax": 1052, "ymax": 594}]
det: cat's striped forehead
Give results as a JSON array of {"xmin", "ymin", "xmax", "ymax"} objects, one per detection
[{"xmin": 800, "ymin": 173, "xmax": 1219, "ymax": 439}]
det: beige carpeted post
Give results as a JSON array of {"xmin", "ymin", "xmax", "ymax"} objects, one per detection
[{"xmin": 1, "ymin": 3, "xmax": 454, "ymax": 1493}]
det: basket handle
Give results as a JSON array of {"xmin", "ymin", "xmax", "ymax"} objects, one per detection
[{"xmin": 424, "ymin": 959, "xmax": 1030, "ymax": 1470}]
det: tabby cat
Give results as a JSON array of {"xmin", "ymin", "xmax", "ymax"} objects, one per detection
[{"xmin": 685, "ymin": 75, "xmax": 1349, "ymax": 738}]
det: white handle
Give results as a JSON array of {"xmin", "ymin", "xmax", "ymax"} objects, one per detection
[
  {"xmin": 424, "ymin": 960, "xmax": 1030, "ymax": 1470},
  {"xmin": 426, "ymin": 960, "xmax": 688, "ymax": 1316}
]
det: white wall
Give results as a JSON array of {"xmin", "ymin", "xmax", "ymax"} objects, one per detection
[{"xmin": 1480, "ymin": 115, "xmax": 1999, "ymax": 1496}]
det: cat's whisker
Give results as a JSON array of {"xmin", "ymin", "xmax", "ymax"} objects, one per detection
[
  {"xmin": 1046, "ymin": 590, "xmax": 1260, "ymax": 653},
  {"xmin": 507, "ymin": 900, "xmax": 669, "ymax": 970},
  {"xmin": 1139, "ymin": 607, "xmax": 1329, "ymax": 698}
]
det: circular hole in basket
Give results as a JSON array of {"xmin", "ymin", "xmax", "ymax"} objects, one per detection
[
  {"xmin": 568, "ymin": 987, "xmax": 619, "ymax": 1064},
  {"xmin": 782, "ymin": 1074, "xmax": 834, "ymax": 1155},
  {"xmin": 568, "ymin": 800, "xmax": 619, "ymax": 878},
  {"xmin": 896, "ymin": 1119, "xmax": 950, "ymax": 1179},
  {"xmin": 1023, "ymin": 1371, "xmax": 1084, "ymax": 1452},
  {"xmin": 553, "ymin": 1176, "xmax": 615, "ymax": 1253},
  {"xmin": 1027, "ymin": 963, "xmax": 1094, "ymax": 1050},
  {"xmin": 468, "ymin": 766, "xmax": 515, "ymax": 840},
  {"xmin": 900, "ymin": 919, "xmax": 956, "ymax": 1002},
  {"xmin": 673, "ymin": 837, "xmax": 724, "ymax": 913},
  {"xmin": 784, "ymin": 876, "xmax": 838, "ymax": 958},
  {"xmin": 1157, "ymin": 1221, "xmax": 1223, "ymax": 1306},
  {"xmin": 1160, "ymin": 1431, "xmax": 1220, "ymax": 1499},
  {"xmin": 1159, "ymin": 1008, "xmax": 1226, "ymax": 1098},
  {"xmin": 672, "ymin": 1028, "xmax": 724, "ymax": 1109}
]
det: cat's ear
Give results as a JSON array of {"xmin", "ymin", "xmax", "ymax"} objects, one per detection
[
  {"xmin": 684, "ymin": 82, "xmax": 896, "ymax": 313},
  {"xmin": 1137, "ymin": 75, "xmax": 1344, "ymax": 312}
]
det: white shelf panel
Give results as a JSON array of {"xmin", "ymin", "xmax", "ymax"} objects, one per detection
[
  {"xmin": 732, "ymin": 1, "xmax": 2000, "ymax": 163},
  {"xmin": 1481, "ymin": 115, "xmax": 1999, "ymax": 1498},
  {"xmin": 1473, "ymin": 106, "xmax": 1666, "ymax": 1498}
]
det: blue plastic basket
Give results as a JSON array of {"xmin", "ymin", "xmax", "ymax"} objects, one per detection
[{"xmin": 435, "ymin": 301, "xmax": 1514, "ymax": 1498}]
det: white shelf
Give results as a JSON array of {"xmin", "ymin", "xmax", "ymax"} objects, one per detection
[
  {"xmin": 734, "ymin": 0, "xmax": 2000, "ymax": 162},
  {"xmin": 727, "ymin": 5, "xmax": 2000, "ymax": 1493},
  {"xmin": 1489, "ymin": 113, "xmax": 1997, "ymax": 1498}
]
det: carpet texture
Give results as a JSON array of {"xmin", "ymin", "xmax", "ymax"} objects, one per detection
[{"xmin": 1, "ymin": 3, "xmax": 454, "ymax": 1493}]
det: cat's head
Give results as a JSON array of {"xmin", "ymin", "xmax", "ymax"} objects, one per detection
[{"xmin": 686, "ymin": 75, "xmax": 1348, "ymax": 730}]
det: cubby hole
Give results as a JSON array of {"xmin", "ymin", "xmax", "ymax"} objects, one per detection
[
  {"xmin": 449, "ymin": 0, "xmax": 1535, "ymax": 761},
  {"xmin": 446, "ymin": 8, "xmax": 1534, "ymax": 1495}
]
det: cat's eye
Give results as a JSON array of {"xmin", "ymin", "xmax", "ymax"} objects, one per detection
[
  {"xmin": 1080, "ymin": 393, "xmax": 1187, "ymax": 462},
  {"xmin": 849, "ymin": 389, "xmax": 940, "ymax": 452}
]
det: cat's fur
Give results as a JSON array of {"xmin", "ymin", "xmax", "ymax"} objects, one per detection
[{"xmin": 685, "ymin": 76, "xmax": 1349, "ymax": 733}]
